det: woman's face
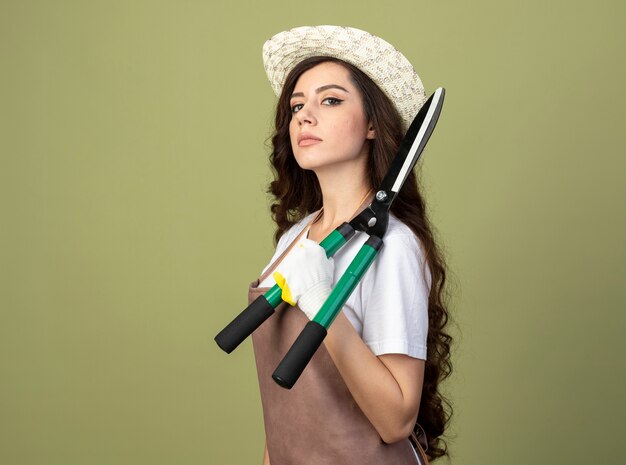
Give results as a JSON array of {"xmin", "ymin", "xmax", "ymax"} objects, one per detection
[{"xmin": 288, "ymin": 61, "xmax": 375, "ymax": 172}]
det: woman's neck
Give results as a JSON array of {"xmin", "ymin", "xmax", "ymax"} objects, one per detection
[{"xmin": 313, "ymin": 161, "xmax": 372, "ymax": 232}]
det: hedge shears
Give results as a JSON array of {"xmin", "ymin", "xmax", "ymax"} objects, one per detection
[{"xmin": 215, "ymin": 87, "xmax": 445, "ymax": 389}]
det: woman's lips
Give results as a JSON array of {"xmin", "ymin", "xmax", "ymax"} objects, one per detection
[
  {"xmin": 298, "ymin": 138, "xmax": 322, "ymax": 147},
  {"xmin": 298, "ymin": 133, "xmax": 322, "ymax": 147}
]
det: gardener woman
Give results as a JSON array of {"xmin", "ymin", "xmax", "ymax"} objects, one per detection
[{"xmin": 250, "ymin": 26, "xmax": 452, "ymax": 464}]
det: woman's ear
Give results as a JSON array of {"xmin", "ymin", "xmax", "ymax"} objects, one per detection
[{"xmin": 366, "ymin": 124, "xmax": 376, "ymax": 140}]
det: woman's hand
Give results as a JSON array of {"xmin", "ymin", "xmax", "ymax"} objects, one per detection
[{"xmin": 272, "ymin": 238, "xmax": 334, "ymax": 319}]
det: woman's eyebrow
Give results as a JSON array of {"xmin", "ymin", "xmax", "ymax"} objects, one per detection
[{"xmin": 291, "ymin": 84, "xmax": 350, "ymax": 98}]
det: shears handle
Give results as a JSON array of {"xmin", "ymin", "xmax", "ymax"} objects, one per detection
[
  {"xmin": 214, "ymin": 287, "xmax": 282, "ymax": 353},
  {"xmin": 272, "ymin": 236, "xmax": 383, "ymax": 389},
  {"xmin": 214, "ymin": 225, "xmax": 354, "ymax": 353}
]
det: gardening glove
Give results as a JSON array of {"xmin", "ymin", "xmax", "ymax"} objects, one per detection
[{"xmin": 273, "ymin": 238, "xmax": 334, "ymax": 320}]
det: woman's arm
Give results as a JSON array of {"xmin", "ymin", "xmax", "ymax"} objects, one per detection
[
  {"xmin": 272, "ymin": 231, "xmax": 427, "ymax": 443},
  {"xmin": 323, "ymin": 312, "xmax": 424, "ymax": 444}
]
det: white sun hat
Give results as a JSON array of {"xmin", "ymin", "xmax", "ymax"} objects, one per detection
[{"xmin": 262, "ymin": 25, "xmax": 427, "ymax": 133}]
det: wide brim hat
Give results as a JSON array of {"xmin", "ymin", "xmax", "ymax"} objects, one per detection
[{"xmin": 262, "ymin": 25, "xmax": 427, "ymax": 133}]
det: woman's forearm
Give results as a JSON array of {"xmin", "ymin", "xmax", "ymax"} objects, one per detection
[{"xmin": 323, "ymin": 312, "xmax": 423, "ymax": 443}]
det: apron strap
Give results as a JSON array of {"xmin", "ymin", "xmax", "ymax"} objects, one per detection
[
  {"xmin": 257, "ymin": 209, "xmax": 324, "ymax": 284},
  {"xmin": 257, "ymin": 189, "xmax": 375, "ymax": 284}
]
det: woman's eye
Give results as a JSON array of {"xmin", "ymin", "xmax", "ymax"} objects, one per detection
[
  {"xmin": 322, "ymin": 97, "xmax": 343, "ymax": 106},
  {"xmin": 291, "ymin": 103, "xmax": 304, "ymax": 113}
]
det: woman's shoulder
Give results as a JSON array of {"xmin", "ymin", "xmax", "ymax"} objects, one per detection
[
  {"xmin": 386, "ymin": 213, "xmax": 422, "ymax": 248},
  {"xmin": 382, "ymin": 213, "xmax": 429, "ymax": 272},
  {"xmin": 361, "ymin": 212, "xmax": 432, "ymax": 292}
]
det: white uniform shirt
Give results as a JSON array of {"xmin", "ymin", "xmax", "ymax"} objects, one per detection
[{"xmin": 259, "ymin": 211, "xmax": 431, "ymax": 360}]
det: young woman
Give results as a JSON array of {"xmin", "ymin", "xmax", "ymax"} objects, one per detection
[{"xmin": 249, "ymin": 26, "xmax": 452, "ymax": 464}]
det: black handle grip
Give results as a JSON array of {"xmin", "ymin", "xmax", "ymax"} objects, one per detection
[
  {"xmin": 272, "ymin": 321, "xmax": 327, "ymax": 389},
  {"xmin": 214, "ymin": 295, "xmax": 275, "ymax": 353}
]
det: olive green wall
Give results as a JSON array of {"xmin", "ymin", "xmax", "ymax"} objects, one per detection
[{"xmin": 1, "ymin": 1, "xmax": 624, "ymax": 463}]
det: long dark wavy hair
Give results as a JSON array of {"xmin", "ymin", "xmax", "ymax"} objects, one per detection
[{"xmin": 266, "ymin": 56, "xmax": 453, "ymax": 461}]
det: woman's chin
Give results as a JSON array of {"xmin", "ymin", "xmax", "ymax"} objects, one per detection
[{"xmin": 293, "ymin": 154, "xmax": 325, "ymax": 171}]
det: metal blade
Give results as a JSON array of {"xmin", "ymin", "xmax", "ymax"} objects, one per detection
[
  {"xmin": 349, "ymin": 87, "xmax": 445, "ymax": 237},
  {"xmin": 379, "ymin": 87, "xmax": 445, "ymax": 202}
]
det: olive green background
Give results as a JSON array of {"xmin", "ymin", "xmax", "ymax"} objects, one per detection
[{"xmin": 1, "ymin": 0, "xmax": 624, "ymax": 463}]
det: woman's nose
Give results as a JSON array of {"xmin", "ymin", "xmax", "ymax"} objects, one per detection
[{"xmin": 294, "ymin": 104, "xmax": 317, "ymax": 125}]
